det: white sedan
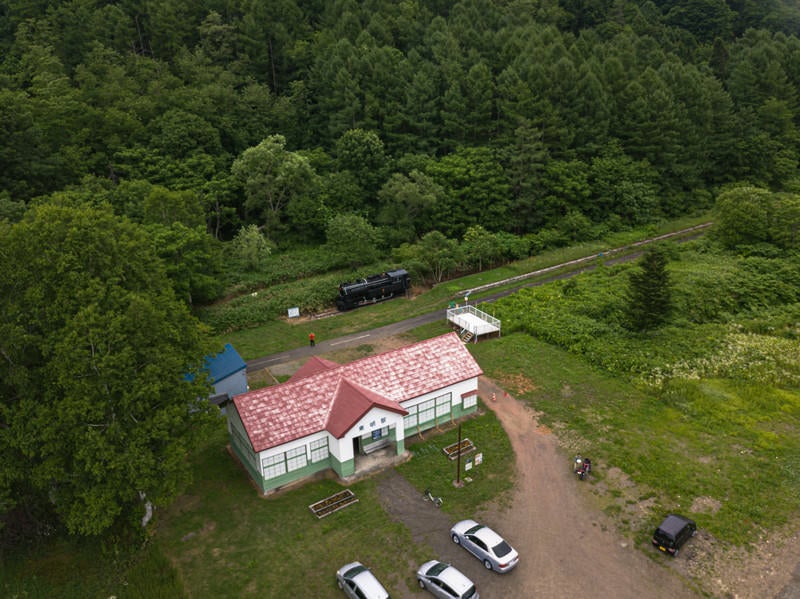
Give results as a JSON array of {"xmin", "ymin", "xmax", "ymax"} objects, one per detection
[{"xmin": 450, "ymin": 519, "xmax": 520, "ymax": 572}]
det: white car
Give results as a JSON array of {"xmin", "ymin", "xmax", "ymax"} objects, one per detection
[
  {"xmin": 450, "ymin": 519, "xmax": 520, "ymax": 572},
  {"xmin": 336, "ymin": 561, "xmax": 390, "ymax": 599},
  {"xmin": 417, "ymin": 560, "xmax": 479, "ymax": 599}
]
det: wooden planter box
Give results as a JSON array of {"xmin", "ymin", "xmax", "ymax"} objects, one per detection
[
  {"xmin": 309, "ymin": 489, "xmax": 359, "ymax": 519},
  {"xmin": 442, "ymin": 438, "xmax": 476, "ymax": 461}
]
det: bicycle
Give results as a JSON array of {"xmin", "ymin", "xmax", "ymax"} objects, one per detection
[{"xmin": 423, "ymin": 488, "xmax": 443, "ymax": 508}]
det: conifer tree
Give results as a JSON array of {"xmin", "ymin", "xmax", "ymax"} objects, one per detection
[{"xmin": 626, "ymin": 244, "xmax": 672, "ymax": 331}]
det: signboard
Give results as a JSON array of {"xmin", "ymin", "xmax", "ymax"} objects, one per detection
[
  {"xmin": 465, "ymin": 458, "xmax": 473, "ymax": 471},
  {"xmin": 371, "ymin": 429, "xmax": 382, "ymax": 440},
  {"xmin": 474, "ymin": 452, "xmax": 483, "ymax": 466},
  {"xmin": 287, "ymin": 307, "xmax": 300, "ymax": 318}
]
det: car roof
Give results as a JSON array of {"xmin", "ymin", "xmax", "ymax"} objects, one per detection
[
  {"xmin": 434, "ymin": 563, "xmax": 474, "ymax": 594},
  {"xmin": 658, "ymin": 514, "xmax": 693, "ymax": 536},
  {"xmin": 470, "ymin": 524, "xmax": 504, "ymax": 546},
  {"xmin": 340, "ymin": 562, "xmax": 389, "ymax": 599}
]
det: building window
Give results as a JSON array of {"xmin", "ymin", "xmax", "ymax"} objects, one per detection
[
  {"xmin": 286, "ymin": 446, "xmax": 307, "ymax": 472},
  {"xmin": 463, "ymin": 394, "xmax": 477, "ymax": 409},
  {"xmin": 310, "ymin": 438, "xmax": 329, "ymax": 462},
  {"xmin": 417, "ymin": 399, "xmax": 435, "ymax": 425},
  {"xmin": 436, "ymin": 393, "xmax": 452, "ymax": 418},
  {"xmin": 403, "ymin": 405, "xmax": 418, "ymax": 428},
  {"xmin": 262, "ymin": 453, "xmax": 286, "ymax": 480}
]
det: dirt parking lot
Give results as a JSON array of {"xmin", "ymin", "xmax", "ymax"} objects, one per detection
[{"xmin": 372, "ymin": 375, "xmax": 800, "ymax": 599}]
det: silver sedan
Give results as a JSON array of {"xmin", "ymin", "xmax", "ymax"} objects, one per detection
[
  {"xmin": 417, "ymin": 560, "xmax": 479, "ymax": 599},
  {"xmin": 336, "ymin": 561, "xmax": 390, "ymax": 599},
  {"xmin": 450, "ymin": 519, "xmax": 520, "ymax": 573}
]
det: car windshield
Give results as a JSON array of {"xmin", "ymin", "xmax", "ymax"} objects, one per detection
[
  {"xmin": 344, "ymin": 564, "xmax": 368, "ymax": 578},
  {"xmin": 465, "ymin": 524, "xmax": 483, "ymax": 535},
  {"xmin": 493, "ymin": 540, "xmax": 513, "ymax": 557},
  {"xmin": 463, "ymin": 584, "xmax": 477, "ymax": 599},
  {"xmin": 427, "ymin": 562, "xmax": 449, "ymax": 576}
]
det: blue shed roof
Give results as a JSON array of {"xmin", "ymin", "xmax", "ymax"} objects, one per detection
[{"xmin": 205, "ymin": 343, "xmax": 247, "ymax": 383}]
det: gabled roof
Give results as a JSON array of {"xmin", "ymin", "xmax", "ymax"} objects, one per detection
[
  {"xmin": 205, "ymin": 343, "xmax": 246, "ymax": 382},
  {"xmin": 232, "ymin": 333, "xmax": 482, "ymax": 452},
  {"xmin": 288, "ymin": 355, "xmax": 339, "ymax": 382},
  {"xmin": 326, "ymin": 378, "xmax": 408, "ymax": 438}
]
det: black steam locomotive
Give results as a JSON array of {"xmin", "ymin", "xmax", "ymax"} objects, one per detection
[{"xmin": 336, "ymin": 269, "xmax": 411, "ymax": 311}]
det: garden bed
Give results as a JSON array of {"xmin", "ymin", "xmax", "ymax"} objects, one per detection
[
  {"xmin": 442, "ymin": 438, "xmax": 476, "ymax": 460},
  {"xmin": 309, "ymin": 489, "xmax": 359, "ymax": 518}
]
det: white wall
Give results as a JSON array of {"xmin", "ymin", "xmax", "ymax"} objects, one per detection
[
  {"xmin": 330, "ymin": 407, "xmax": 405, "ymax": 461},
  {"xmin": 400, "ymin": 377, "xmax": 479, "ymax": 412}
]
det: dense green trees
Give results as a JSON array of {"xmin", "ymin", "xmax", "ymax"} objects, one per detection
[
  {"xmin": 0, "ymin": 204, "xmax": 216, "ymax": 536},
  {"xmin": 231, "ymin": 135, "xmax": 316, "ymax": 238},
  {"xmin": 714, "ymin": 186, "xmax": 800, "ymax": 249},
  {"xmin": 1, "ymin": 0, "xmax": 798, "ymax": 251}
]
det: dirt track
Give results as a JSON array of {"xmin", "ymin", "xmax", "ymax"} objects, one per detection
[{"xmin": 374, "ymin": 377, "xmax": 701, "ymax": 599}]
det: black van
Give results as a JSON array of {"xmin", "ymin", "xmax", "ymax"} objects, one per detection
[{"xmin": 652, "ymin": 514, "xmax": 696, "ymax": 557}]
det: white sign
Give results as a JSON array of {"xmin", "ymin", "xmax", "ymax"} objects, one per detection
[
  {"xmin": 465, "ymin": 461, "xmax": 473, "ymax": 471},
  {"xmin": 287, "ymin": 307, "xmax": 300, "ymax": 318},
  {"xmin": 474, "ymin": 452, "xmax": 483, "ymax": 466}
]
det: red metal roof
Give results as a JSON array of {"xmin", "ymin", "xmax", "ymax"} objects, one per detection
[
  {"xmin": 288, "ymin": 355, "xmax": 339, "ymax": 382},
  {"xmin": 325, "ymin": 378, "xmax": 408, "ymax": 438},
  {"xmin": 232, "ymin": 333, "xmax": 483, "ymax": 452}
]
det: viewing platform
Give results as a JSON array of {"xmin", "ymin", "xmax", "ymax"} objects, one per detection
[{"xmin": 446, "ymin": 304, "xmax": 501, "ymax": 343}]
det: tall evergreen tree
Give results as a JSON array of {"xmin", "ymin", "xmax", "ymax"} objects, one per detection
[{"xmin": 625, "ymin": 244, "xmax": 672, "ymax": 331}]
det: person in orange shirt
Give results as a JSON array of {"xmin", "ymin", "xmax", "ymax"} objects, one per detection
[{"xmin": 309, "ymin": 332, "xmax": 315, "ymax": 347}]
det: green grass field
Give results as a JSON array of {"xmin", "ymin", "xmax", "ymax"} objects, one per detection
[{"xmin": 470, "ymin": 334, "xmax": 800, "ymax": 545}]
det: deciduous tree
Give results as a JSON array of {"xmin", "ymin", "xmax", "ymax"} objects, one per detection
[
  {"xmin": 231, "ymin": 135, "xmax": 316, "ymax": 236},
  {"xmin": 0, "ymin": 203, "xmax": 216, "ymax": 537},
  {"xmin": 325, "ymin": 213, "xmax": 380, "ymax": 268}
]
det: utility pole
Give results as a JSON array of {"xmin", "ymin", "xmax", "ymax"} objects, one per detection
[{"xmin": 455, "ymin": 423, "xmax": 463, "ymax": 487}]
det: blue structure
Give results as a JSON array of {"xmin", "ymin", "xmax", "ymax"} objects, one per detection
[{"xmin": 203, "ymin": 343, "xmax": 248, "ymax": 411}]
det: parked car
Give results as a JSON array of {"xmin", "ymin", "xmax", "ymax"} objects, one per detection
[
  {"xmin": 336, "ymin": 561, "xmax": 390, "ymax": 599},
  {"xmin": 652, "ymin": 514, "xmax": 697, "ymax": 557},
  {"xmin": 450, "ymin": 519, "xmax": 520, "ymax": 572},
  {"xmin": 417, "ymin": 560, "xmax": 479, "ymax": 599}
]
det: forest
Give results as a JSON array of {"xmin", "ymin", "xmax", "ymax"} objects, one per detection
[
  {"xmin": 2, "ymin": 0, "xmax": 800, "ymax": 279},
  {"xmin": 1, "ymin": 0, "xmax": 800, "ymax": 547}
]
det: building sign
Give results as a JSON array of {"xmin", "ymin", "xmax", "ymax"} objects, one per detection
[
  {"xmin": 371, "ymin": 429, "xmax": 382, "ymax": 440},
  {"xmin": 287, "ymin": 307, "xmax": 300, "ymax": 318}
]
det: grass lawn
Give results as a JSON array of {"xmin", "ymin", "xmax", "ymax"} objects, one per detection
[
  {"xmin": 470, "ymin": 333, "xmax": 800, "ymax": 546},
  {"xmin": 154, "ymin": 405, "xmax": 514, "ymax": 597},
  {"xmin": 2, "ymin": 404, "xmax": 514, "ymax": 598}
]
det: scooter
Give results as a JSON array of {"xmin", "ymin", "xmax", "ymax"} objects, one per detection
[{"xmin": 573, "ymin": 456, "xmax": 592, "ymax": 480}]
